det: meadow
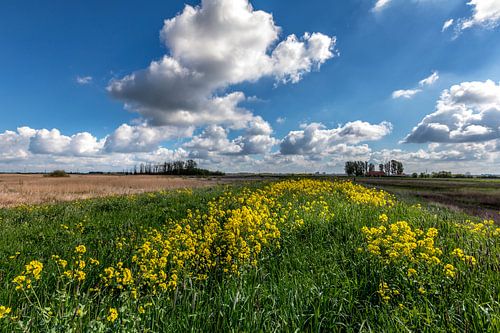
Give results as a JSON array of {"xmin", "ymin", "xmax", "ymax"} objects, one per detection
[
  {"xmin": 0, "ymin": 178, "xmax": 498, "ymax": 332},
  {"xmin": 354, "ymin": 177, "xmax": 500, "ymax": 223}
]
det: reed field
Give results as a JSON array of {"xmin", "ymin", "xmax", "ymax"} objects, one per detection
[
  {"xmin": 0, "ymin": 174, "xmax": 224, "ymax": 207},
  {"xmin": 0, "ymin": 179, "xmax": 499, "ymax": 332}
]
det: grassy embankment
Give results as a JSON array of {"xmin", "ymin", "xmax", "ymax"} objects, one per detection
[{"xmin": 0, "ymin": 179, "xmax": 499, "ymax": 332}]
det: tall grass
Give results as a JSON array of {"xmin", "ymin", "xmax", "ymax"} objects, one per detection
[{"xmin": 0, "ymin": 180, "xmax": 498, "ymax": 332}]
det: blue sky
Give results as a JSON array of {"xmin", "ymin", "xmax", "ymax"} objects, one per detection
[{"xmin": 1, "ymin": 0, "xmax": 500, "ymax": 173}]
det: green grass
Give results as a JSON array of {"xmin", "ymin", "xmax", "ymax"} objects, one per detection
[{"xmin": 0, "ymin": 180, "xmax": 499, "ymax": 332}]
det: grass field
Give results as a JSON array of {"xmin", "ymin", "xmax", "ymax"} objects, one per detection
[
  {"xmin": 0, "ymin": 179, "xmax": 499, "ymax": 332},
  {"xmin": 354, "ymin": 177, "xmax": 500, "ymax": 223}
]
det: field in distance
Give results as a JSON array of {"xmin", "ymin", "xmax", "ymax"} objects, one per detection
[
  {"xmin": 352, "ymin": 177, "xmax": 500, "ymax": 223},
  {"xmin": 0, "ymin": 174, "xmax": 233, "ymax": 207}
]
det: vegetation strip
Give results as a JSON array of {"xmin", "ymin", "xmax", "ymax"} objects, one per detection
[{"xmin": 0, "ymin": 179, "xmax": 498, "ymax": 331}]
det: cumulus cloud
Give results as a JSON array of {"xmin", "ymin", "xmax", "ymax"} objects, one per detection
[
  {"xmin": 184, "ymin": 125, "xmax": 242, "ymax": 158},
  {"xmin": 461, "ymin": 0, "xmax": 500, "ymax": 30},
  {"xmin": 280, "ymin": 121, "xmax": 392, "ymax": 156},
  {"xmin": 234, "ymin": 117, "xmax": 278, "ymax": 155},
  {"xmin": 372, "ymin": 138, "xmax": 500, "ymax": 173},
  {"xmin": 0, "ymin": 122, "xmax": 196, "ymax": 160},
  {"xmin": 0, "ymin": 127, "xmax": 33, "ymax": 161},
  {"xmin": 29, "ymin": 129, "xmax": 104, "ymax": 156},
  {"xmin": 403, "ymin": 80, "xmax": 500, "ymax": 143},
  {"xmin": 104, "ymin": 124, "xmax": 194, "ymax": 153},
  {"xmin": 76, "ymin": 76, "xmax": 92, "ymax": 85},
  {"xmin": 392, "ymin": 89, "xmax": 422, "ymax": 99},
  {"xmin": 0, "ymin": 125, "xmax": 194, "ymax": 172},
  {"xmin": 108, "ymin": 0, "xmax": 336, "ymax": 128},
  {"xmin": 184, "ymin": 117, "xmax": 277, "ymax": 158},
  {"xmin": 271, "ymin": 32, "xmax": 336, "ymax": 84}
]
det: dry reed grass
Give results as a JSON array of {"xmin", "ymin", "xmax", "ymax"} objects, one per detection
[{"xmin": 0, "ymin": 174, "xmax": 226, "ymax": 207}]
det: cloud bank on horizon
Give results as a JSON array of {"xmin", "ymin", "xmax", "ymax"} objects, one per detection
[{"xmin": 1, "ymin": 0, "xmax": 500, "ymax": 174}]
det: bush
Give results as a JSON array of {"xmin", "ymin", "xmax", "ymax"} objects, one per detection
[{"xmin": 44, "ymin": 170, "xmax": 70, "ymax": 177}]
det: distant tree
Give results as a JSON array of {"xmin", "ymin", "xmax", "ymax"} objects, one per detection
[
  {"xmin": 186, "ymin": 159, "xmax": 197, "ymax": 171},
  {"xmin": 131, "ymin": 159, "xmax": 223, "ymax": 176},
  {"xmin": 368, "ymin": 163, "xmax": 375, "ymax": 172},
  {"xmin": 345, "ymin": 161, "xmax": 356, "ymax": 176},
  {"xmin": 432, "ymin": 171, "xmax": 452, "ymax": 178},
  {"xmin": 382, "ymin": 160, "xmax": 404, "ymax": 176},
  {"xmin": 384, "ymin": 162, "xmax": 391, "ymax": 175},
  {"xmin": 392, "ymin": 160, "xmax": 404, "ymax": 175},
  {"xmin": 355, "ymin": 161, "xmax": 366, "ymax": 176}
]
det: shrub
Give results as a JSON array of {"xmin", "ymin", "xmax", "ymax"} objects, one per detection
[{"xmin": 44, "ymin": 170, "xmax": 70, "ymax": 177}]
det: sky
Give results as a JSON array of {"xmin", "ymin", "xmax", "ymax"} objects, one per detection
[{"xmin": 1, "ymin": 0, "xmax": 500, "ymax": 174}]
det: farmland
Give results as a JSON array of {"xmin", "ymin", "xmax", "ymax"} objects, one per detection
[
  {"xmin": 0, "ymin": 178, "xmax": 498, "ymax": 332},
  {"xmin": 353, "ymin": 177, "xmax": 500, "ymax": 223}
]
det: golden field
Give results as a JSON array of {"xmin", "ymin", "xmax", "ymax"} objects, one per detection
[{"xmin": 0, "ymin": 174, "xmax": 226, "ymax": 207}]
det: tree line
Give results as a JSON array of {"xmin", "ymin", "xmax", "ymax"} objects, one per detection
[
  {"xmin": 344, "ymin": 160, "xmax": 404, "ymax": 176},
  {"xmin": 124, "ymin": 160, "xmax": 224, "ymax": 176}
]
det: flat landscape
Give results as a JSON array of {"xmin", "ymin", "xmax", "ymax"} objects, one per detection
[
  {"xmin": 2, "ymin": 0, "xmax": 499, "ymax": 331},
  {"xmin": 0, "ymin": 178, "xmax": 498, "ymax": 331},
  {"xmin": 353, "ymin": 177, "xmax": 500, "ymax": 223},
  {"xmin": 0, "ymin": 174, "xmax": 229, "ymax": 207}
]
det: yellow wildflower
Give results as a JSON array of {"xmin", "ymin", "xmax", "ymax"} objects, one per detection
[
  {"xmin": 106, "ymin": 308, "xmax": 118, "ymax": 322},
  {"xmin": 444, "ymin": 264, "xmax": 456, "ymax": 278},
  {"xmin": 25, "ymin": 260, "xmax": 43, "ymax": 280},
  {"xmin": 75, "ymin": 245, "xmax": 86, "ymax": 254},
  {"xmin": 407, "ymin": 268, "xmax": 417, "ymax": 277},
  {"xmin": 0, "ymin": 306, "xmax": 12, "ymax": 319}
]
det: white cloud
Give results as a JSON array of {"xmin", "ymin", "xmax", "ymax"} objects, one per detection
[
  {"xmin": 461, "ymin": 0, "xmax": 500, "ymax": 30},
  {"xmin": 392, "ymin": 71, "xmax": 439, "ymax": 99},
  {"xmin": 184, "ymin": 125, "xmax": 242, "ymax": 158},
  {"xmin": 442, "ymin": 19, "xmax": 455, "ymax": 31},
  {"xmin": 276, "ymin": 117, "xmax": 286, "ymax": 124},
  {"xmin": 373, "ymin": 0, "xmax": 393, "ymax": 12},
  {"xmin": 234, "ymin": 117, "xmax": 278, "ymax": 155},
  {"xmin": 392, "ymin": 89, "xmax": 422, "ymax": 99},
  {"xmin": 2, "ymin": 119, "xmax": 500, "ymax": 174},
  {"xmin": 184, "ymin": 116, "xmax": 278, "ymax": 158},
  {"xmin": 29, "ymin": 129, "xmax": 104, "ymax": 156},
  {"xmin": 76, "ymin": 76, "xmax": 92, "ymax": 85},
  {"xmin": 271, "ymin": 32, "xmax": 336, "ymax": 84},
  {"xmin": 104, "ymin": 124, "xmax": 194, "ymax": 153},
  {"xmin": 403, "ymin": 80, "xmax": 500, "ymax": 143},
  {"xmin": 372, "ymin": 139, "xmax": 500, "ymax": 173},
  {"xmin": 0, "ymin": 125, "xmax": 193, "ymax": 172},
  {"xmin": 108, "ymin": 0, "xmax": 336, "ymax": 128},
  {"xmin": 419, "ymin": 71, "xmax": 439, "ymax": 86},
  {"xmin": 0, "ymin": 123, "xmax": 194, "ymax": 159},
  {"xmin": 280, "ymin": 121, "xmax": 392, "ymax": 156},
  {"xmin": 0, "ymin": 127, "xmax": 33, "ymax": 161}
]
